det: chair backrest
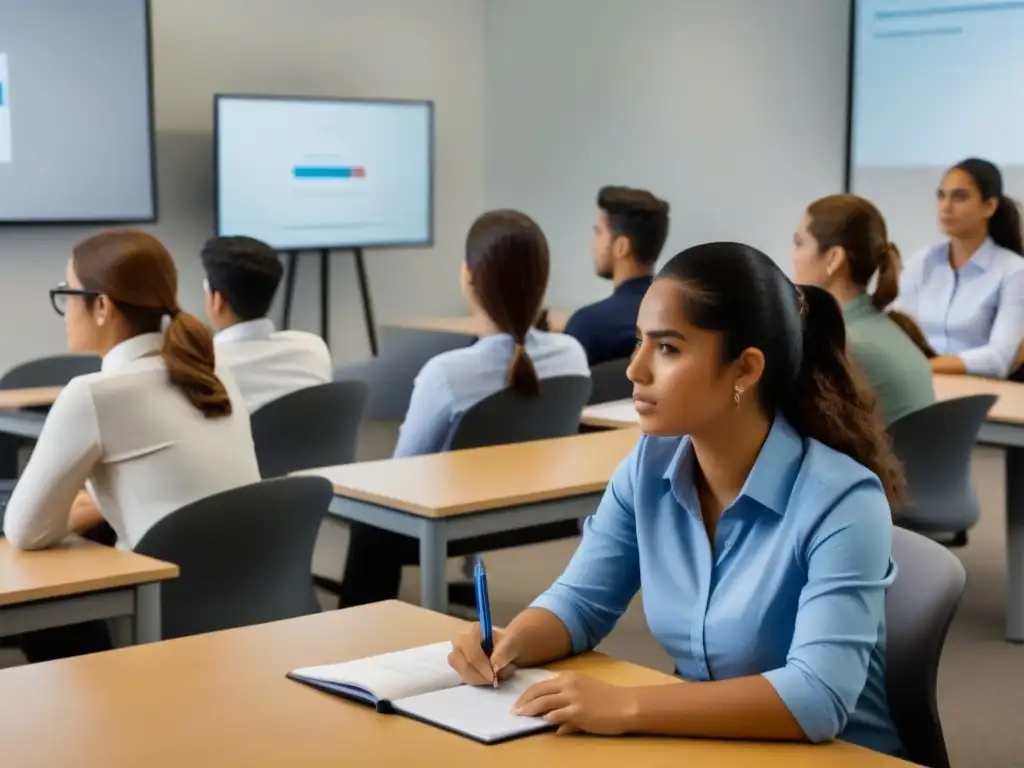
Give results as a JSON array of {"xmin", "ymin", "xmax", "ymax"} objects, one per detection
[
  {"xmin": 587, "ymin": 357, "xmax": 632, "ymax": 405},
  {"xmin": 0, "ymin": 354, "xmax": 102, "ymax": 389},
  {"xmin": 250, "ymin": 380, "xmax": 369, "ymax": 478},
  {"xmin": 885, "ymin": 527, "xmax": 966, "ymax": 768},
  {"xmin": 134, "ymin": 476, "xmax": 332, "ymax": 640},
  {"xmin": 887, "ymin": 395, "xmax": 996, "ymax": 532},
  {"xmin": 448, "ymin": 375, "xmax": 593, "ymax": 451}
]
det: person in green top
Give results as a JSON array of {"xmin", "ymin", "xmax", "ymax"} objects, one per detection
[{"xmin": 791, "ymin": 194, "xmax": 935, "ymax": 426}]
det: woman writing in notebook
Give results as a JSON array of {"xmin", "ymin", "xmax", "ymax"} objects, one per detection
[
  {"xmin": 4, "ymin": 229, "xmax": 260, "ymax": 661},
  {"xmin": 448, "ymin": 242, "xmax": 906, "ymax": 757}
]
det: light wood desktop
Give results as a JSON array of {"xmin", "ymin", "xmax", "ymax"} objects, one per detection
[
  {"xmin": 0, "ymin": 601, "xmax": 909, "ymax": 767},
  {"xmin": 303, "ymin": 428, "xmax": 639, "ymax": 611},
  {"xmin": 388, "ymin": 308, "xmax": 570, "ymax": 337},
  {"xmin": 0, "ymin": 385, "xmax": 62, "ymax": 439},
  {"xmin": 0, "ymin": 537, "xmax": 177, "ymax": 645}
]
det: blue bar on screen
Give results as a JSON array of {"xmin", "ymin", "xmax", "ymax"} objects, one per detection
[{"xmin": 293, "ymin": 166, "xmax": 364, "ymax": 178}]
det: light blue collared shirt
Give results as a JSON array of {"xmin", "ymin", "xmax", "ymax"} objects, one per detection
[
  {"xmin": 893, "ymin": 237, "xmax": 1024, "ymax": 378},
  {"xmin": 393, "ymin": 329, "xmax": 590, "ymax": 457},
  {"xmin": 531, "ymin": 417, "xmax": 903, "ymax": 756}
]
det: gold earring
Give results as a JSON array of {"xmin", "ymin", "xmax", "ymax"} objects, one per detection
[{"xmin": 734, "ymin": 385, "xmax": 744, "ymax": 407}]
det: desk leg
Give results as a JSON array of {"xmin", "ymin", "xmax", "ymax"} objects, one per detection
[
  {"xmin": 134, "ymin": 583, "xmax": 162, "ymax": 644},
  {"xmin": 1006, "ymin": 447, "xmax": 1024, "ymax": 642},
  {"xmin": 419, "ymin": 522, "xmax": 448, "ymax": 613}
]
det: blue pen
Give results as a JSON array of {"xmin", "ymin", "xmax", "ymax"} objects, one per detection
[{"xmin": 473, "ymin": 557, "xmax": 497, "ymax": 686}]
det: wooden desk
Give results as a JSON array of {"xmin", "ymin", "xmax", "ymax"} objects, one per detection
[
  {"xmin": 388, "ymin": 309, "xmax": 570, "ymax": 336},
  {"xmin": 0, "ymin": 386, "xmax": 62, "ymax": 439},
  {"xmin": 302, "ymin": 428, "xmax": 640, "ymax": 611},
  {"xmin": 0, "ymin": 601, "xmax": 909, "ymax": 767},
  {"xmin": 0, "ymin": 537, "xmax": 177, "ymax": 645}
]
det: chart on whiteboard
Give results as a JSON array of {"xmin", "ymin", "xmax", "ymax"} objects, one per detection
[{"xmin": 0, "ymin": 52, "xmax": 10, "ymax": 163}]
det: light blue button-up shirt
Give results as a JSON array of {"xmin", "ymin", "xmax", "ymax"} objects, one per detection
[
  {"xmin": 532, "ymin": 417, "xmax": 903, "ymax": 756},
  {"xmin": 394, "ymin": 329, "xmax": 590, "ymax": 457},
  {"xmin": 894, "ymin": 238, "xmax": 1024, "ymax": 378}
]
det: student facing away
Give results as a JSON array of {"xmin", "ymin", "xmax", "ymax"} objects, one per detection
[
  {"xmin": 4, "ymin": 229, "xmax": 261, "ymax": 662},
  {"xmin": 339, "ymin": 209, "xmax": 589, "ymax": 607},
  {"xmin": 893, "ymin": 158, "xmax": 1024, "ymax": 380},
  {"xmin": 563, "ymin": 186, "xmax": 670, "ymax": 365},
  {"xmin": 201, "ymin": 236, "xmax": 333, "ymax": 412},
  {"xmin": 791, "ymin": 193, "xmax": 935, "ymax": 425},
  {"xmin": 449, "ymin": 242, "xmax": 906, "ymax": 758}
]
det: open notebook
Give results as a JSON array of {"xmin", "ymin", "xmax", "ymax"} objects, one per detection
[{"xmin": 288, "ymin": 641, "xmax": 556, "ymax": 744}]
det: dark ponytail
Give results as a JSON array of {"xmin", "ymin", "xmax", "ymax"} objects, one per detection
[
  {"xmin": 163, "ymin": 311, "xmax": 232, "ymax": 418},
  {"xmin": 786, "ymin": 286, "xmax": 905, "ymax": 508},
  {"xmin": 990, "ymin": 195, "xmax": 1023, "ymax": 256},
  {"xmin": 465, "ymin": 210, "xmax": 550, "ymax": 397},
  {"xmin": 952, "ymin": 158, "xmax": 1023, "ymax": 256}
]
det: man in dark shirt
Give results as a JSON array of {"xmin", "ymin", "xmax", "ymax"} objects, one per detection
[{"xmin": 563, "ymin": 186, "xmax": 670, "ymax": 365}]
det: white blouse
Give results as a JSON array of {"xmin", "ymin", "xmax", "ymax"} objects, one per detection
[{"xmin": 3, "ymin": 333, "xmax": 261, "ymax": 550}]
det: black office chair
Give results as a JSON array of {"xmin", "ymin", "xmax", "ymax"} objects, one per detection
[
  {"xmin": 888, "ymin": 395, "xmax": 996, "ymax": 546},
  {"xmin": 0, "ymin": 354, "xmax": 103, "ymax": 499},
  {"xmin": 586, "ymin": 357, "xmax": 632, "ymax": 405},
  {"xmin": 133, "ymin": 476, "xmax": 332, "ymax": 640},
  {"xmin": 886, "ymin": 527, "xmax": 967, "ymax": 768},
  {"xmin": 250, "ymin": 380, "xmax": 369, "ymax": 478}
]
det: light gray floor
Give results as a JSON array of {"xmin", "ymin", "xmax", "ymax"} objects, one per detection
[{"xmin": 3, "ymin": 422, "xmax": 1022, "ymax": 766}]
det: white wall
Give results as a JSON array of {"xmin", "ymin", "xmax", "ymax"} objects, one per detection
[
  {"xmin": 484, "ymin": 0, "xmax": 851, "ymax": 309},
  {"xmin": 0, "ymin": 0, "xmax": 484, "ymax": 369}
]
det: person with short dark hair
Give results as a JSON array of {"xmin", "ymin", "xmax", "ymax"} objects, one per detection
[
  {"xmin": 893, "ymin": 158, "xmax": 1024, "ymax": 379},
  {"xmin": 201, "ymin": 236, "xmax": 332, "ymax": 412},
  {"xmin": 563, "ymin": 186, "xmax": 670, "ymax": 365},
  {"xmin": 448, "ymin": 242, "xmax": 905, "ymax": 757}
]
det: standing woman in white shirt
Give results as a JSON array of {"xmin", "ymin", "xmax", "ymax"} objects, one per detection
[
  {"xmin": 5, "ymin": 229, "xmax": 261, "ymax": 662},
  {"xmin": 894, "ymin": 158, "xmax": 1024, "ymax": 379}
]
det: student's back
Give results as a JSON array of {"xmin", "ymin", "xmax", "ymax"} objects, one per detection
[
  {"xmin": 201, "ymin": 236, "xmax": 333, "ymax": 412},
  {"xmin": 791, "ymin": 194, "xmax": 934, "ymax": 425}
]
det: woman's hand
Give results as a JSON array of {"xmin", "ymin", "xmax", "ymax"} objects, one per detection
[
  {"xmin": 448, "ymin": 623, "xmax": 521, "ymax": 686},
  {"xmin": 68, "ymin": 490, "xmax": 103, "ymax": 534},
  {"xmin": 513, "ymin": 672, "xmax": 639, "ymax": 735}
]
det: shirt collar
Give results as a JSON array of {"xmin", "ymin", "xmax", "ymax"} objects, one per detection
[
  {"xmin": 842, "ymin": 293, "xmax": 877, "ymax": 323},
  {"xmin": 664, "ymin": 416, "xmax": 804, "ymax": 517},
  {"xmin": 215, "ymin": 317, "xmax": 276, "ymax": 344},
  {"xmin": 933, "ymin": 237, "xmax": 996, "ymax": 272},
  {"xmin": 101, "ymin": 333, "xmax": 163, "ymax": 373},
  {"xmin": 474, "ymin": 327, "xmax": 540, "ymax": 348},
  {"xmin": 613, "ymin": 275, "xmax": 654, "ymax": 295}
]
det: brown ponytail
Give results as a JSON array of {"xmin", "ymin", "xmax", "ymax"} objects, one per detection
[
  {"xmin": 464, "ymin": 210, "xmax": 550, "ymax": 397},
  {"xmin": 72, "ymin": 229, "xmax": 232, "ymax": 418},
  {"xmin": 163, "ymin": 311, "xmax": 232, "ymax": 417},
  {"xmin": 871, "ymin": 242, "xmax": 900, "ymax": 309}
]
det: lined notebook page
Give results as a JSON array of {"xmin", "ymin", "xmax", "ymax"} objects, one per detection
[
  {"xmin": 292, "ymin": 641, "xmax": 462, "ymax": 702},
  {"xmin": 393, "ymin": 668, "xmax": 556, "ymax": 743}
]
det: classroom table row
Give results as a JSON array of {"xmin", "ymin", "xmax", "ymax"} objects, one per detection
[{"xmin": 0, "ymin": 599, "xmax": 912, "ymax": 767}]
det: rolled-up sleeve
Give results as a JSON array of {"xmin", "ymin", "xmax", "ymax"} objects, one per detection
[
  {"xmin": 958, "ymin": 268, "xmax": 1024, "ymax": 378},
  {"xmin": 762, "ymin": 481, "xmax": 895, "ymax": 743},
  {"xmin": 530, "ymin": 446, "xmax": 642, "ymax": 653}
]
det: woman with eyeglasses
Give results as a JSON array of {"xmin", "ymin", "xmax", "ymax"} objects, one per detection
[{"xmin": 4, "ymin": 229, "xmax": 260, "ymax": 662}]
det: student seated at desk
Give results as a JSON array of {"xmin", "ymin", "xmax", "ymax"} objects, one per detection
[
  {"xmin": 4, "ymin": 230, "xmax": 261, "ymax": 662},
  {"xmin": 893, "ymin": 158, "xmax": 1024, "ymax": 380},
  {"xmin": 340, "ymin": 209, "xmax": 589, "ymax": 607},
  {"xmin": 201, "ymin": 235, "xmax": 333, "ymax": 412},
  {"xmin": 563, "ymin": 186, "xmax": 670, "ymax": 365},
  {"xmin": 449, "ymin": 242, "xmax": 906, "ymax": 757},
  {"xmin": 791, "ymin": 194, "xmax": 934, "ymax": 425}
]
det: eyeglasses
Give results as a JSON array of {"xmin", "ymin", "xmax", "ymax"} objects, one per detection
[{"xmin": 49, "ymin": 283, "xmax": 100, "ymax": 317}]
